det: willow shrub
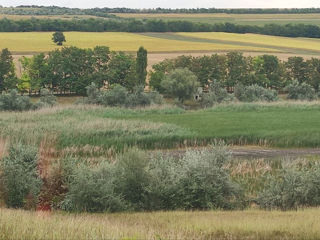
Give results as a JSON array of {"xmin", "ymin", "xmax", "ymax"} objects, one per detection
[
  {"xmin": 61, "ymin": 144, "xmax": 245, "ymax": 212},
  {"xmin": 0, "ymin": 144, "xmax": 41, "ymax": 208},
  {"xmin": 257, "ymin": 164, "xmax": 320, "ymax": 210}
]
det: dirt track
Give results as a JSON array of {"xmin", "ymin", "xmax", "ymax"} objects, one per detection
[{"xmin": 158, "ymin": 146, "xmax": 320, "ymax": 159}]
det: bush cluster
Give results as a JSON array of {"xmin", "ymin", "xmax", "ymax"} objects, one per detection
[
  {"xmin": 234, "ymin": 84, "xmax": 278, "ymax": 102},
  {"xmin": 0, "ymin": 90, "xmax": 33, "ymax": 111},
  {"xmin": 61, "ymin": 144, "xmax": 245, "ymax": 212},
  {"xmin": 285, "ymin": 80, "xmax": 317, "ymax": 101},
  {"xmin": 85, "ymin": 83, "xmax": 163, "ymax": 108},
  {"xmin": 257, "ymin": 164, "xmax": 320, "ymax": 210},
  {"xmin": 0, "ymin": 89, "xmax": 57, "ymax": 111},
  {"xmin": 1, "ymin": 143, "xmax": 320, "ymax": 212},
  {"xmin": 200, "ymin": 81, "xmax": 234, "ymax": 107}
]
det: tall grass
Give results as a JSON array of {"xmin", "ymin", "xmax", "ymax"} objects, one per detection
[
  {"xmin": 0, "ymin": 208, "xmax": 319, "ymax": 240},
  {"xmin": 0, "ymin": 105, "xmax": 191, "ymax": 156},
  {"xmin": 1, "ymin": 102, "xmax": 320, "ymax": 157}
]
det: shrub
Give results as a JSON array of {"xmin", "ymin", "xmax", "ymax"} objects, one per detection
[
  {"xmin": 34, "ymin": 88, "xmax": 57, "ymax": 109},
  {"xmin": 234, "ymin": 84, "xmax": 278, "ymax": 102},
  {"xmin": 61, "ymin": 161, "xmax": 126, "ymax": 212},
  {"xmin": 86, "ymin": 82, "xmax": 101, "ymax": 104},
  {"xmin": 161, "ymin": 68, "xmax": 200, "ymax": 103},
  {"xmin": 145, "ymin": 154, "xmax": 182, "ymax": 210},
  {"xmin": 285, "ymin": 80, "xmax": 317, "ymax": 101},
  {"xmin": 114, "ymin": 148, "xmax": 150, "ymax": 210},
  {"xmin": 305, "ymin": 165, "xmax": 320, "ymax": 206},
  {"xmin": 125, "ymin": 85, "xmax": 151, "ymax": 108},
  {"xmin": 201, "ymin": 81, "xmax": 233, "ymax": 107},
  {"xmin": 0, "ymin": 144, "xmax": 41, "ymax": 208},
  {"xmin": 257, "ymin": 169, "xmax": 306, "ymax": 210},
  {"xmin": 148, "ymin": 91, "xmax": 164, "ymax": 105},
  {"xmin": 0, "ymin": 90, "xmax": 33, "ymax": 111},
  {"xmin": 146, "ymin": 144, "xmax": 245, "ymax": 210},
  {"xmin": 100, "ymin": 84, "xmax": 128, "ymax": 107},
  {"xmin": 257, "ymin": 165, "xmax": 320, "ymax": 210}
]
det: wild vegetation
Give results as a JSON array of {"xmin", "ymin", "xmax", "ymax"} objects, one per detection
[
  {"xmin": 1, "ymin": 140, "xmax": 320, "ymax": 213},
  {"xmin": 1, "ymin": 208, "xmax": 319, "ymax": 240},
  {"xmin": 0, "ymin": 6, "xmax": 320, "ymax": 238}
]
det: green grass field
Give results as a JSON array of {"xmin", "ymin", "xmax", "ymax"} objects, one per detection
[
  {"xmin": 113, "ymin": 102, "xmax": 320, "ymax": 148},
  {"xmin": 1, "ymin": 102, "xmax": 320, "ymax": 158},
  {"xmin": 116, "ymin": 12, "xmax": 320, "ymax": 26},
  {"xmin": 1, "ymin": 208, "xmax": 319, "ymax": 240}
]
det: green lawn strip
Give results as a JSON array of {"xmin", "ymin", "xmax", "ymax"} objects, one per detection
[{"xmin": 106, "ymin": 105, "xmax": 320, "ymax": 148}]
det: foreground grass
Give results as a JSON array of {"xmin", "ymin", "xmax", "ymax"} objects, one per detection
[{"xmin": 0, "ymin": 208, "xmax": 319, "ymax": 240}]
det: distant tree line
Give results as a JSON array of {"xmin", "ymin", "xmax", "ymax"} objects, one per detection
[
  {"xmin": 150, "ymin": 53, "xmax": 320, "ymax": 92},
  {"xmin": 1, "ymin": 17, "xmax": 320, "ymax": 38},
  {"xmin": 2, "ymin": 6, "xmax": 320, "ymax": 15},
  {"xmin": 0, "ymin": 6, "xmax": 119, "ymax": 19}
]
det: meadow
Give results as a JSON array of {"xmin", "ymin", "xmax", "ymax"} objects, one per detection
[
  {"xmin": 115, "ymin": 12, "xmax": 320, "ymax": 26},
  {"xmin": 1, "ymin": 102, "xmax": 320, "ymax": 157},
  {"xmin": 1, "ymin": 208, "xmax": 319, "ymax": 240}
]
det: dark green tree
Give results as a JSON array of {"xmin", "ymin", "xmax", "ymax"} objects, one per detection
[
  {"xmin": 226, "ymin": 52, "xmax": 249, "ymax": 88},
  {"xmin": 0, "ymin": 48, "xmax": 16, "ymax": 91},
  {"xmin": 286, "ymin": 57, "xmax": 308, "ymax": 83},
  {"xmin": 52, "ymin": 31, "xmax": 66, "ymax": 46},
  {"xmin": 161, "ymin": 68, "xmax": 200, "ymax": 103},
  {"xmin": 136, "ymin": 46, "xmax": 148, "ymax": 87},
  {"xmin": 107, "ymin": 52, "xmax": 137, "ymax": 91}
]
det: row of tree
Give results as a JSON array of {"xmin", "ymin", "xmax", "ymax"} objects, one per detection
[
  {"xmin": 0, "ymin": 46, "xmax": 148, "ymax": 95},
  {"xmin": 0, "ymin": 6, "xmax": 119, "ymax": 19},
  {"xmin": 150, "ymin": 53, "xmax": 320, "ymax": 92},
  {"xmin": 2, "ymin": 46, "xmax": 320, "ymax": 97},
  {"xmin": 3, "ymin": 6, "xmax": 320, "ymax": 15},
  {"xmin": 1, "ymin": 17, "xmax": 320, "ymax": 38}
]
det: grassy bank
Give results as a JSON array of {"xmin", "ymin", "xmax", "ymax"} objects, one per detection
[
  {"xmin": 113, "ymin": 102, "xmax": 320, "ymax": 148},
  {"xmin": 1, "ymin": 102, "xmax": 320, "ymax": 156},
  {"xmin": 0, "ymin": 208, "xmax": 319, "ymax": 240}
]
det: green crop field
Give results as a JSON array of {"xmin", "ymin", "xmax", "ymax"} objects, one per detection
[
  {"xmin": 0, "ymin": 32, "xmax": 277, "ymax": 54},
  {"xmin": 178, "ymin": 32, "xmax": 320, "ymax": 53},
  {"xmin": 115, "ymin": 13, "xmax": 320, "ymax": 26},
  {"xmin": 1, "ymin": 208, "xmax": 319, "ymax": 240}
]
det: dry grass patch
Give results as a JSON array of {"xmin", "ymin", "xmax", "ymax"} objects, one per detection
[{"xmin": 0, "ymin": 208, "xmax": 319, "ymax": 240}]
